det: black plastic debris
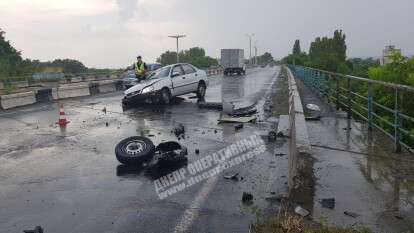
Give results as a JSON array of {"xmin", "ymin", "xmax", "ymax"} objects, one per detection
[
  {"xmin": 305, "ymin": 116, "xmax": 321, "ymax": 121},
  {"xmin": 23, "ymin": 226, "xmax": 44, "ymax": 233},
  {"xmin": 105, "ymin": 122, "xmax": 109, "ymax": 127},
  {"xmin": 224, "ymin": 173, "xmax": 239, "ymax": 180},
  {"xmin": 344, "ymin": 211, "xmax": 359, "ymax": 218},
  {"xmin": 195, "ymin": 149, "xmax": 200, "ymax": 154},
  {"xmin": 242, "ymin": 192, "xmax": 253, "ymax": 203},
  {"xmin": 102, "ymin": 107, "xmax": 107, "ymax": 114},
  {"xmin": 173, "ymin": 124, "xmax": 185, "ymax": 138},
  {"xmin": 320, "ymin": 198, "xmax": 335, "ymax": 209},
  {"xmin": 234, "ymin": 123, "xmax": 243, "ymax": 130},
  {"xmin": 197, "ymin": 102, "xmax": 223, "ymax": 110},
  {"xmin": 275, "ymin": 153, "xmax": 286, "ymax": 157},
  {"xmin": 155, "ymin": 141, "xmax": 188, "ymax": 167},
  {"xmin": 268, "ymin": 131, "xmax": 277, "ymax": 142}
]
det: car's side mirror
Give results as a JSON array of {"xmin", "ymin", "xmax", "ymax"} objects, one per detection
[{"xmin": 171, "ymin": 71, "xmax": 181, "ymax": 78}]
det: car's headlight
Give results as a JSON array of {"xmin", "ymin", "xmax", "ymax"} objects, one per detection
[{"xmin": 141, "ymin": 85, "xmax": 154, "ymax": 94}]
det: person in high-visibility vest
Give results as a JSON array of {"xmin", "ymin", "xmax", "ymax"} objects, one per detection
[{"xmin": 133, "ymin": 56, "xmax": 148, "ymax": 82}]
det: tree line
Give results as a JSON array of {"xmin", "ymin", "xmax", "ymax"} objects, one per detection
[
  {"xmin": 283, "ymin": 29, "xmax": 414, "ymax": 150},
  {"xmin": 0, "ymin": 29, "xmax": 106, "ymax": 80}
]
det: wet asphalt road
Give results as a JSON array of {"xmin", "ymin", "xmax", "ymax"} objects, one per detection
[{"xmin": 0, "ymin": 67, "xmax": 286, "ymax": 233}]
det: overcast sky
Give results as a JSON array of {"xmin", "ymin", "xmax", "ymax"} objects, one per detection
[{"xmin": 1, "ymin": 0, "xmax": 413, "ymax": 68}]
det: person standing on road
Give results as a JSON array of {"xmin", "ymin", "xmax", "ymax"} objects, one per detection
[{"xmin": 133, "ymin": 56, "xmax": 148, "ymax": 82}]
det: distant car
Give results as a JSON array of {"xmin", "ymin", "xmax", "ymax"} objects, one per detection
[
  {"xmin": 122, "ymin": 63, "xmax": 163, "ymax": 89},
  {"xmin": 122, "ymin": 63, "xmax": 208, "ymax": 106}
]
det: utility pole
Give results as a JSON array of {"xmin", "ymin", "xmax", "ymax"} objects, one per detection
[
  {"xmin": 254, "ymin": 40, "xmax": 258, "ymax": 65},
  {"xmin": 246, "ymin": 33, "xmax": 255, "ymax": 65},
  {"xmin": 168, "ymin": 34, "xmax": 186, "ymax": 63}
]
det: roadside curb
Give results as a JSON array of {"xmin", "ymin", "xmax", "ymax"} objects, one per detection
[{"xmin": 284, "ymin": 65, "xmax": 312, "ymax": 190}]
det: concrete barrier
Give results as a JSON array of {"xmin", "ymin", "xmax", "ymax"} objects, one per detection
[
  {"xmin": 0, "ymin": 91, "xmax": 36, "ymax": 109},
  {"xmin": 96, "ymin": 80, "xmax": 117, "ymax": 93},
  {"xmin": 285, "ymin": 66, "xmax": 311, "ymax": 190},
  {"xmin": 57, "ymin": 83, "xmax": 90, "ymax": 99}
]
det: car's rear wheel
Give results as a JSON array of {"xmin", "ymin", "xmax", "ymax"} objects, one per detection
[
  {"xmin": 115, "ymin": 136, "xmax": 155, "ymax": 166},
  {"xmin": 197, "ymin": 82, "xmax": 206, "ymax": 98},
  {"xmin": 160, "ymin": 88, "xmax": 171, "ymax": 104}
]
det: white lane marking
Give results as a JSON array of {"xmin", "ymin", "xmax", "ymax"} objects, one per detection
[{"xmin": 173, "ymin": 175, "xmax": 219, "ymax": 233}]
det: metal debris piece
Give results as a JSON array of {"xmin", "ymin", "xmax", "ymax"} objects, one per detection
[
  {"xmin": 234, "ymin": 123, "xmax": 244, "ymax": 130},
  {"xmin": 219, "ymin": 114, "xmax": 257, "ymax": 123},
  {"xmin": 320, "ymin": 198, "xmax": 335, "ymax": 209},
  {"xmin": 344, "ymin": 211, "xmax": 359, "ymax": 218},
  {"xmin": 305, "ymin": 116, "xmax": 322, "ymax": 121},
  {"xmin": 306, "ymin": 103, "xmax": 321, "ymax": 112},
  {"xmin": 275, "ymin": 153, "xmax": 286, "ymax": 157},
  {"xmin": 224, "ymin": 173, "xmax": 239, "ymax": 180},
  {"xmin": 294, "ymin": 206, "xmax": 310, "ymax": 217},
  {"xmin": 23, "ymin": 226, "xmax": 44, "ymax": 233}
]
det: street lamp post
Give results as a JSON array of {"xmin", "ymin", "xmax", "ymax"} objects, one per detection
[
  {"xmin": 246, "ymin": 33, "xmax": 255, "ymax": 65},
  {"xmin": 168, "ymin": 34, "xmax": 186, "ymax": 63}
]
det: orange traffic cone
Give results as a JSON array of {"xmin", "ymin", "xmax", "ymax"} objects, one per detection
[{"xmin": 57, "ymin": 104, "xmax": 70, "ymax": 127}]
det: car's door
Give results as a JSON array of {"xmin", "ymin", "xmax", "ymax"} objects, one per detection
[
  {"xmin": 182, "ymin": 64, "xmax": 199, "ymax": 93},
  {"xmin": 170, "ymin": 65, "xmax": 187, "ymax": 96}
]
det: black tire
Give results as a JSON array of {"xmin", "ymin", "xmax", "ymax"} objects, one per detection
[
  {"xmin": 160, "ymin": 88, "xmax": 171, "ymax": 104},
  {"xmin": 196, "ymin": 82, "xmax": 206, "ymax": 98},
  {"xmin": 115, "ymin": 136, "xmax": 155, "ymax": 165}
]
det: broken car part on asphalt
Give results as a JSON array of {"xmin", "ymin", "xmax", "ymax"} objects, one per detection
[
  {"xmin": 242, "ymin": 192, "xmax": 253, "ymax": 203},
  {"xmin": 23, "ymin": 226, "xmax": 44, "ymax": 233},
  {"xmin": 294, "ymin": 206, "xmax": 310, "ymax": 217},
  {"xmin": 154, "ymin": 141, "xmax": 188, "ymax": 167},
  {"xmin": 115, "ymin": 136, "xmax": 187, "ymax": 167},
  {"xmin": 224, "ymin": 173, "xmax": 239, "ymax": 180},
  {"xmin": 320, "ymin": 198, "xmax": 335, "ymax": 209}
]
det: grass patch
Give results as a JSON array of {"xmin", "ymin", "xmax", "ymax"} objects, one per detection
[{"xmin": 251, "ymin": 212, "xmax": 372, "ymax": 233}]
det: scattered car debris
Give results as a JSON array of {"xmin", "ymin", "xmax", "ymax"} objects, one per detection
[
  {"xmin": 223, "ymin": 101, "xmax": 257, "ymax": 116},
  {"xmin": 173, "ymin": 124, "xmax": 185, "ymax": 138},
  {"xmin": 23, "ymin": 226, "xmax": 44, "ymax": 233},
  {"xmin": 394, "ymin": 215, "xmax": 404, "ymax": 220},
  {"xmin": 306, "ymin": 103, "xmax": 321, "ymax": 112},
  {"xmin": 102, "ymin": 107, "xmax": 107, "ymax": 114},
  {"xmin": 155, "ymin": 141, "xmax": 188, "ymax": 167},
  {"xmin": 242, "ymin": 192, "xmax": 253, "ymax": 203},
  {"xmin": 265, "ymin": 195, "xmax": 287, "ymax": 202},
  {"xmin": 305, "ymin": 115, "xmax": 322, "ymax": 121},
  {"xmin": 275, "ymin": 153, "xmax": 286, "ymax": 157},
  {"xmin": 115, "ymin": 136, "xmax": 155, "ymax": 165},
  {"xmin": 105, "ymin": 122, "xmax": 109, "ymax": 127},
  {"xmin": 224, "ymin": 173, "xmax": 239, "ymax": 180},
  {"xmin": 234, "ymin": 123, "xmax": 244, "ymax": 130},
  {"xmin": 268, "ymin": 131, "xmax": 277, "ymax": 142},
  {"xmin": 197, "ymin": 102, "xmax": 223, "ymax": 110},
  {"xmin": 320, "ymin": 198, "xmax": 335, "ymax": 209},
  {"xmin": 295, "ymin": 206, "xmax": 310, "ymax": 217},
  {"xmin": 219, "ymin": 114, "xmax": 256, "ymax": 123},
  {"xmin": 195, "ymin": 149, "xmax": 200, "ymax": 154},
  {"xmin": 344, "ymin": 211, "xmax": 359, "ymax": 218}
]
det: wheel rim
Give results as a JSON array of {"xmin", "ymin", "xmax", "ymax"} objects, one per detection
[{"xmin": 125, "ymin": 140, "xmax": 146, "ymax": 155}]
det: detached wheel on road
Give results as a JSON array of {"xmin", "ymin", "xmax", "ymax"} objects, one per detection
[
  {"xmin": 196, "ymin": 82, "xmax": 206, "ymax": 98},
  {"xmin": 115, "ymin": 136, "xmax": 155, "ymax": 166},
  {"xmin": 160, "ymin": 88, "xmax": 171, "ymax": 104}
]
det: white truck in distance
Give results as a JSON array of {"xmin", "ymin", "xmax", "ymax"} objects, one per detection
[{"xmin": 220, "ymin": 49, "xmax": 246, "ymax": 76}]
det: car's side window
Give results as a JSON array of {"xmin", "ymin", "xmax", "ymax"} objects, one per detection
[
  {"xmin": 183, "ymin": 64, "xmax": 196, "ymax": 74},
  {"xmin": 172, "ymin": 65, "xmax": 184, "ymax": 76}
]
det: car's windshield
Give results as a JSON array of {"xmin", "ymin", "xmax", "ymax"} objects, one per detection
[{"xmin": 147, "ymin": 66, "xmax": 171, "ymax": 79}]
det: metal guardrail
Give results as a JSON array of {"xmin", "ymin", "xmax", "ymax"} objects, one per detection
[{"xmin": 289, "ymin": 65, "xmax": 414, "ymax": 153}]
